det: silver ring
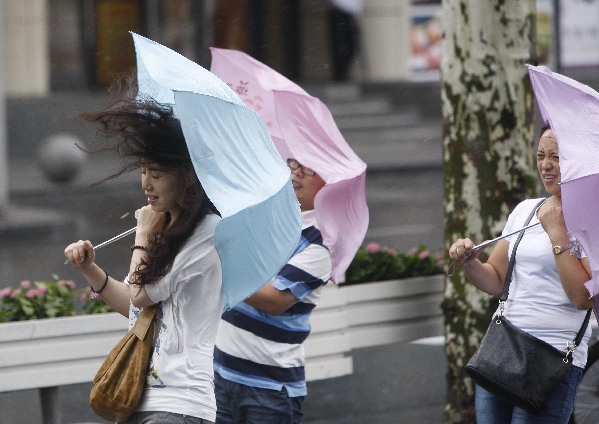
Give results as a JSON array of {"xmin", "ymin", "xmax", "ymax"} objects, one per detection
[{"xmin": 456, "ymin": 248, "xmax": 460, "ymax": 257}]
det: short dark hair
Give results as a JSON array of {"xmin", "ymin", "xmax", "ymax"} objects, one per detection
[{"xmin": 539, "ymin": 123, "xmax": 551, "ymax": 139}]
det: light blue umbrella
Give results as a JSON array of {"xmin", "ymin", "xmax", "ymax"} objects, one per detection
[{"xmin": 132, "ymin": 33, "xmax": 301, "ymax": 310}]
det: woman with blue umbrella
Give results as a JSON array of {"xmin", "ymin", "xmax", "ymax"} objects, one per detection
[{"xmin": 65, "ymin": 94, "xmax": 224, "ymax": 423}]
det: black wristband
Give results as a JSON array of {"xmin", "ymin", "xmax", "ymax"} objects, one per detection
[
  {"xmin": 130, "ymin": 245, "xmax": 148, "ymax": 252},
  {"xmin": 91, "ymin": 270, "xmax": 109, "ymax": 294}
]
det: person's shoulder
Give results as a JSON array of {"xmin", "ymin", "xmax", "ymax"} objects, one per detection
[
  {"xmin": 188, "ymin": 213, "xmax": 220, "ymax": 246},
  {"xmin": 201, "ymin": 212, "xmax": 221, "ymax": 231},
  {"xmin": 512, "ymin": 198, "xmax": 546, "ymax": 214},
  {"xmin": 301, "ymin": 225, "xmax": 327, "ymax": 249}
]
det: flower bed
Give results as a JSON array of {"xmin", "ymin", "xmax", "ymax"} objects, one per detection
[
  {"xmin": 0, "ymin": 275, "xmax": 112, "ymax": 322},
  {"xmin": 344, "ymin": 243, "xmax": 444, "ymax": 285}
]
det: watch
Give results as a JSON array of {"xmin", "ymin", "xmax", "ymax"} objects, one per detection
[{"xmin": 552, "ymin": 244, "xmax": 572, "ymax": 255}]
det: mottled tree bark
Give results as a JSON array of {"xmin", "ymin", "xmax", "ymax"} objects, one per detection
[{"xmin": 440, "ymin": 1, "xmax": 538, "ymax": 422}]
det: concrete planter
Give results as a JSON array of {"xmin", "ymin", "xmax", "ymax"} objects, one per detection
[
  {"xmin": 305, "ymin": 274, "xmax": 445, "ymax": 381},
  {"xmin": 0, "ymin": 313, "xmax": 127, "ymax": 423},
  {"xmin": 0, "ymin": 312, "xmax": 127, "ymax": 393}
]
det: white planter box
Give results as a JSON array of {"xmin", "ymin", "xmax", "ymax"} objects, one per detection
[
  {"xmin": 0, "ymin": 275, "xmax": 446, "ymax": 391},
  {"xmin": 0, "ymin": 312, "xmax": 127, "ymax": 392},
  {"xmin": 305, "ymin": 274, "xmax": 445, "ymax": 381}
]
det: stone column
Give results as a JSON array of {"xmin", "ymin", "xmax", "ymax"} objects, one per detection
[
  {"xmin": 361, "ymin": 0, "xmax": 410, "ymax": 81},
  {"xmin": 4, "ymin": 0, "xmax": 49, "ymax": 96}
]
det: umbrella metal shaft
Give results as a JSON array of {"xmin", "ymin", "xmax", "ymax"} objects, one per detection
[
  {"xmin": 63, "ymin": 226, "xmax": 137, "ymax": 265},
  {"xmin": 473, "ymin": 222, "xmax": 541, "ymax": 251}
]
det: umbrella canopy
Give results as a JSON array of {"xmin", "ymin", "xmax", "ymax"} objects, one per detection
[
  {"xmin": 132, "ymin": 33, "xmax": 302, "ymax": 310},
  {"xmin": 210, "ymin": 48, "xmax": 369, "ymax": 283},
  {"xmin": 527, "ymin": 65, "xmax": 599, "ymax": 307}
]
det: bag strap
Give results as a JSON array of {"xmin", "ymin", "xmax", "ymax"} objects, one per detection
[
  {"xmin": 132, "ymin": 305, "xmax": 156, "ymax": 341},
  {"xmin": 574, "ymin": 308, "xmax": 592, "ymax": 348},
  {"xmin": 498, "ymin": 198, "xmax": 591, "ymax": 352}
]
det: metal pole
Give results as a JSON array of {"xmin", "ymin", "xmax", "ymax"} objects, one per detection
[
  {"xmin": 0, "ymin": 1, "xmax": 8, "ymax": 216},
  {"xmin": 40, "ymin": 386, "xmax": 62, "ymax": 424}
]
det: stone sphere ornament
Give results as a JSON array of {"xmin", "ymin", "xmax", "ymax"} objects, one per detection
[{"xmin": 36, "ymin": 133, "xmax": 87, "ymax": 183}]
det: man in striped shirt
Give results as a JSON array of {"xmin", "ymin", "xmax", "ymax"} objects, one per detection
[{"xmin": 214, "ymin": 158, "xmax": 333, "ymax": 424}]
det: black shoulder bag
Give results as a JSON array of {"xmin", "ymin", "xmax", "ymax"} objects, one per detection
[{"xmin": 465, "ymin": 200, "xmax": 592, "ymax": 412}]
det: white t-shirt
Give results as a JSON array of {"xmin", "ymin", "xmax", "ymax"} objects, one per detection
[
  {"xmin": 129, "ymin": 213, "xmax": 224, "ymax": 421},
  {"xmin": 497, "ymin": 198, "xmax": 590, "ymax": 368}
]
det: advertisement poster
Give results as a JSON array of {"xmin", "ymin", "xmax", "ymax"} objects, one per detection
[{"xmin": 410, "ymin": 4, "xmax": 442, "ymax": 81}]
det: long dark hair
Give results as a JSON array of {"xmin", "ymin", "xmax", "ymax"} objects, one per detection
[{"xmin": 81, "ymin": 93, "xmax": 218, "ymax": 286}]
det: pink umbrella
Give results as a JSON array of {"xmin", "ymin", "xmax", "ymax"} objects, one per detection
[
  {"xmin": 527, "ymin": 65, "xmax": 599, "ymax": 314},
  {"xmin": 210, "ymin": 48, "xmax": 369, "ymax": 283}
]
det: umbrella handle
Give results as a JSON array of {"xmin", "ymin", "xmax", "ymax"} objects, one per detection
[
  {"xmin": 446, "ymin": 222, "xmax": 541, "ymax": 277},
  {"xmin": 63, "ymin": 210, "xmax": 140, "ymax": 265},
  {"xmin": 63, "ymin": 227, "xmax": 137, "ymax": 265}
]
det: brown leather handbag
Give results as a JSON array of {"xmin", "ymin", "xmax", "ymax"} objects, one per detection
[{"xmin": 90, "ymin": 306, "xmax": 156, "ymax": 422}]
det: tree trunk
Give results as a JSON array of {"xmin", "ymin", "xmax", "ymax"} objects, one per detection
[{"xmin": 440, "ymin": 1, "xmax": 538, "ymax": 422}]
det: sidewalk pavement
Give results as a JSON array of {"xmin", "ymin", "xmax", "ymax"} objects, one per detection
[{"xmin": 0, "ymin": 339, "xmax": 446, "ymax": 424}]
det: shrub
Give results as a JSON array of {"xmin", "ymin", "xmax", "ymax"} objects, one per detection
[
  {"xmin": 344, "ymin": 243, "xmax": 445, "ymax": 285},
  {"xmin": 0, "ymin": 275, "xmax": 113, "ymax": 322}
]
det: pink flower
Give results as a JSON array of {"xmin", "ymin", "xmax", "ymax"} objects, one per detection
[
  {"xmin": 409, "ymin": 246, "xmax": 419, "ymax": 255},
  {"xmin": 58, "ymin": 279, "xmax": 76, "ymax": 288},
  {"xmin": 366, "ymin": 242, "xmax": 381, "ymax": 254},
  {"xmin": 37, "ymin": 285, "xmax": 48, "ymax": 296},
  {"xmin": 20, "ymin": 280, "xmax": 31, "ymax": 289},
  {"xmin": 418, "ymin": 250, "xmax": 431, "ymax": 260},
  {"xmin": 80, "ymin": 293, "xmax": 88, "ymax": 302},
  {"xmin": 26, "ymin": 289, "xmax": 38, "ymax": 299},
  {"xmin": 0, "ymin": 287, "xmax": 11, "ymax": 298},
  {"xmin": 384, "ymin": 247, "xmax": 397, "ymax": 256},
  {"xmin": 10, "ymin": 290, "xmax": 19, "ymax": 299},
  {"xmin": 436, "ymin": 259, "xmax": 445, "ymax": 267}
]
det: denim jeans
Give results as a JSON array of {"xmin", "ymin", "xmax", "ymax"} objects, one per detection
[
  {"xmin": 475, "ymin": 365, "xmax": 583, "ymax": 424},
  {"xmin": 126, "ymin": 411, "xmax": 214, "ymax": 424},
  {"xmin": 214, "ymin": 373, "xmax": 304, "ymax": 424}
]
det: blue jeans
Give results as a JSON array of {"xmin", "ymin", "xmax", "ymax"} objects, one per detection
[
  {"xmin": 215, "ymin": 373, "xmax": 304, "ymax": 424},
  {"xmin": 475, "ymin": 365, "xmax": 583, "ymax": 424},
  {"xmin": 126, "ymin": 411, "xmax": 213, "ymax": 424}
]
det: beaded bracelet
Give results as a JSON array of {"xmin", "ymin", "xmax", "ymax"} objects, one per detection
[
  {"xmin": 130, "ymin": 245, "xmax": 148, "ymax": 252},
  {"xmin": 91, "ymin": 270, "xmax": 109, "ymax": 294}
]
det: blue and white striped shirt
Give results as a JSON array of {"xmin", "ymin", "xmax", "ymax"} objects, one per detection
[{"xmin": 214, "ymin": 210, "xmax": 332, "ymax": 397}]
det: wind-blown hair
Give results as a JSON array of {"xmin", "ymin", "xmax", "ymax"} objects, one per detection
[{"xmin": 80, "ymin": 96, "xmax": 218, "ymax": 287}]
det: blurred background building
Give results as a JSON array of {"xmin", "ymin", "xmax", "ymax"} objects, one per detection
[
  {"xmin": 1, "ymin": 0, "xmax": 598, "ymax": 220},
  {"xmin": 1, "ymin": 0, "xmax": 599, "ymax": 239},
  {"xmin": 3, "ymin": 0, "xmax": 599, "ymax": 95}
]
